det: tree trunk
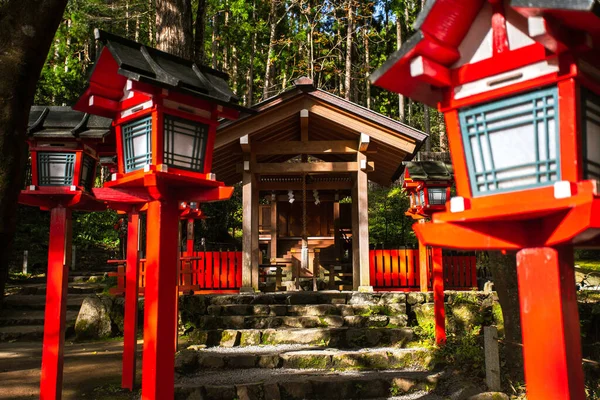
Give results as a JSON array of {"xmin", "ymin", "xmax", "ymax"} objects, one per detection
[
  {"xmin": 156, "ymin": 0, "xmax": 193, "ymax": 59},
  {"xmin": 193, "ymin": 0, "xmax": 207, "ymax": 65},
  {"xmin": 424, "ymin": 105, "xmax": 431, "ymax": 151},
  {"xmin": 223, "ymin": 6, "xmax": 229, "ymax": 72},
  {"xmin": 344, "ymin": 0, "xmax": 353, "ymax": 101},
  {"xmin": 439, "ymin": 111, "xmax": 446, "ymax": 151},
  {"xmin": 263, "ymin": 0, "xmax": 278, "ymax": 100},
  {"xmin": 364, "ymin": 26, "xmax": 370, "ymax": 109},
  {"xmin": 148, "ymin": 0, "xmax": 155, "ymax": 45},
  {"xmin": 337, "ymin": 23, "xmax": 343, "ymax": 96},
  {"xmin": 0, "ymin": 0, "xmax": 69, "ymax": 304},
  {"xmin": 487, "ymin": 251, "xmax": 524, "ymax": 382},
  {"xmin": 246, "ymin": 0, "xmax": 257, "ymax": 105},
  {"xmin": 396, "ymin": 12, "xmax": 405, "ymax": 122},
  {"xmin": 211, "ymin": 13, "xmax": 218, "ymax": 69}
]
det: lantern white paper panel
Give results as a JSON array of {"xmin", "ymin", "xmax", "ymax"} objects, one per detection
[
  {"xmin": 37, "ymin": 152, "xmax": 76, "ymax": 186},
  {"xmin": 163, "ymin": 115, "xmax": 208, "ymax": 172},
  {"xmin": 428, "ymin": 188, "xmax": 447, "ymax": 205},
  {"xmin": 459, "ymin": 87, "xmax": 560, "ymax": 196},
  {"xmin": 122, "ymin": 116, "xmax": 152, "ymax": 173}
]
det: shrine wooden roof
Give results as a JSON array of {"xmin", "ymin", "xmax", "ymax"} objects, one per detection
[
  {"xmin": 27, "ymin": 106, "xmax": 112, "ymax": 139},
  {"xmin": 213, "ymin": 78, "xmax": 427, "ymax": 187},
  {"xmin": 403, "ymin": 161, "xmax": 454, "ymax": 182}
]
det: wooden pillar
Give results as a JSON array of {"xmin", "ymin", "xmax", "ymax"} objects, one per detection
[
  {"xmin": 122, "ymin": 208, "xmax": 140, "ymax": 390},
  {"xmin": 354, "ymin": 151, "xmax": 372, "ymax": 292},
  {"xmin": 432, "ymin": 247, "xmax": 446, "ymax": 346},
  {"xmin": 39, "ymin": 206, "xmax": 72, "ymax": 400},
  {"xmin": 270, "ymin": 200, "xmax": 278, "ymax": 262},
  {"xmin": 186, "ymin": 218, "xmax": 194, "ymax": 255},
  {"xmin": 333, "ymin": 199, "xmax": 341, "ymax": 262},
  {"xmin": 141, "ymin": 199, "xmax": 179, "ymax": 400},
  {"xmin": 517, "ymin": 247, "xmax": 585, "ymax": 400},
  {"xmin": 251, "ymin": 180, "xmax": 260, "ymax": 290},
  {"xmin": 241, "ymin": 152, "xmax": 255, "ymax": 292}
]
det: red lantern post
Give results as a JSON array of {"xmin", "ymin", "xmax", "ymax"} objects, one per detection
[
  {"xmin": 75, "ymin": 30, "xmax": 249, "ymax": 400},
  {"xmin": 402, "ymin": 161, "xmax": 453, "ymax": 346},
  {"xmin": 19, "ymin": 107, "xmax": 111, "ymax": 400},
  {"xmin": 371, "ymin": 1, "xmax": 597, "ymax": 398}
]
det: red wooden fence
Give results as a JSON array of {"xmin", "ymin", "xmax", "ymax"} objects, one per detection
[
  {"xmin": 369, "ymin": 249, "xmax": 477, "ymax": 291},
  {"xmin": 109, "ymin": 251, "xmax": 243, "ymax": 295}
]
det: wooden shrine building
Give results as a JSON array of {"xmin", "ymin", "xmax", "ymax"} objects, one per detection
[{"xmin": 213, "ymin": 78, "xmax": 427, "ymax": 292}]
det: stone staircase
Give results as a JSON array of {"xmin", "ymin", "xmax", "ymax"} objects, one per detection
[
  {"xmin": 175, "ymin": 292, "xmax": 440, "ymax": 400},
  {"xmin": 0, "ymin": 279, "xmax": 104, "ymax": 342}
]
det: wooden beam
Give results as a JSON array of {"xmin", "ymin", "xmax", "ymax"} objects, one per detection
[
  {"xmin": 355, "ymin": 152, "xmax": 371, "ymax": 291},
  {"xmin": 258, "ymin": 181, "xmax": 353, "ymax": 191},
  {"xmin": 89, "ymin": 95, "xmax": 119, "ymax": 112},
  {"xmin": 270, "ymin": 200, "xmax": 278, "ymax": 262},
  {"xmin": 309, "ymin": 104, "xmax": 416, "ymax": 154},
  {"xmin": 410, "ymin": 56, "xmax": 452, "ymax": 87},
  {"xmin": 241, "ymin": 153, "xmax": 255, "ymax": 292},
  {"xmin": 253, "ymin": 140, "xmax": 360, "ymax": 155},
  {"xmin": 271, "ymin": 193, "xmax": 347, "ymax": 203},
  {"xmin": 240, "ymin": 134, "xmax": 250, "ymax": 153},
  {"xmin": 359, "ymin": 133, "xmax": 370, "ymax": 152},
  {"xmin": 301, "ymin": 109, "xmax": 309, "ymax": 142},
  {"xmin": 249, "ymin": 161, "xmax": 374, "ymax": 175}
]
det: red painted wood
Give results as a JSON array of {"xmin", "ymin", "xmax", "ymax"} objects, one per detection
[
  {"xmin": 227, "ymin": 252, "xmax": 236, "ymax": 289},
  {"xmin": 369, "ymin": 248, "xmax": 376, "ymax": 287},
  {"xmin": 432, "ymin": 247, "xmax": 446, "ymax": 346},
  {"xmin": 213, "ymin": 252, "xmax": 221, "ymax": 289},
  {"xmin": 407, "ymin": 250, "xmax": 416, "ymax": 288},
  {"xmin": 205, "ymin": 252, "xmax": 213, "ymax": 289},
  {"xmin": 220, "ymin": 252, "xmax": 228, "ymax": 288},
  {"xmin": 399, "ymin": 250, "xmax": 407, "ymax": 287},
  {"xmin": 141, "ymin": 200, "xmax": 179, "ymax": 400},
  {"xmin": 391, "ymin": 249, "xmax": 400, "ymax": 287},
  {"xmin": 470, "ymin": 256, "xmax": 478, "ymax": 288},
  {"xmin": 382, "ymin": 250, "xmax": 391, "ymax": 288},
  {"xmin": 122, "ymin": 209, "xmax": 140, "ymax": 390},
  {"xmin": 459, "ymin": 255, "xmax": 466, "ymax": 288},
  {"xmin": 40, "ymin": 206, "xmax": 71, "ymax": 400},
  {"xmin": 517, "ymin": 247, "xmax": 585, "ymax": 400},
  {"xmin": 453, "ymin": 256, "xmax": 460, "ymax": 288},
  {"xmin": 236, "ymin": 252, "xmax": 243, "ymax": 288},
  {"xmin": 376, "ymin": 250, "xmax": 384, "ymax": 287}
]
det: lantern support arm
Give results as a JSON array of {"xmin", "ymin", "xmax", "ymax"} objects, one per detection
[{"xmin": 409, "ymin": 56, "xmax": 452, "ymax": 88}]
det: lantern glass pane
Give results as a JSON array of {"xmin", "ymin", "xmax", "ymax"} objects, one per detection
[
  {"xmin": 79, "ymin": 154, "xmax": 96, "ymax": 192},
  {"xmin": 428, "ymin": 188, "xmax": 447, "ymax": 205},
  {"xmin": 122, "ymin": 116, "xmax": 152, "ymax": 173},
  {"xmin": 37, "ymin": 152, "xmax": 76, "ymax": 186},
  {"xmin": 419, "ymin": 190, "xmax": 425, "ymax": 205},
  {"xmin": 582, "ymin": 88, "xmax": 600, "ymax": 181},
  {"xmin": 163, "ymin": 115, "xmax": 208, "ymax": 172},
  {"xmin": 459, "ymin": 87, "xmax": 560, "ymax": 196}
]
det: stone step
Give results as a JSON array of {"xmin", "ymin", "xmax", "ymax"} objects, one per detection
[
  {"xmin": 16, "ymin": 285, "xmax": 104, "ymax": 296},
  {"xmin": 0, "ymin": 321, "xmax": 75, "ymax": 342},
  {"xmin": 176, "ymin": 345, "xmax": 433, "ymax": 374},
  {"xmin": 207, "ymin": 303, "xmax": 407, "ymax": 317},
  {"xmin": 188, "ymin": 327, "xmax": 414, "ymax": 349},
  {"xmin": 194, "ymin": 314, "xmax": 408, "ymax": 330},
  {"xmin": 175, "ymin": 368, "xmax": 441, "ymax": 400},
  {"xmin": 2, "ymin": 294, "xmax": 89, "ymax": 311},
  {"xmin": 0, "ymin": 309, "xmax": 78, "ymax": 327},
  {"xmin": 202, "ymin": 292, "xmax": 413, "ymax": 307}
]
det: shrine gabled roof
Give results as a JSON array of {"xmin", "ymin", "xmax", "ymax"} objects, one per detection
[
  {"xmin": 370, "ymin": 0, "xmax": 600, "ymax": 106},
  {"xmin": 213, "ymin": 78, "xmax": 427, "ymax": 187},
  {"xmin": 75, "ymin": 30, "xmax": 251, "ymax": 117},
  {"xmin": 403, "ymin": 161, "xmax": 454, "ymax": 182},
  {"xmin": 27, "ymin": 106, "xmax": 112, "ymax": 139}
]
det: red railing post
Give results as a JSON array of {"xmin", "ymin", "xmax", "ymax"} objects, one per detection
[
  {"xmin": 39, "ymin": 206, "xmax": 71, "ymax": 400},
  {"xmin": 122, "ymin": 208, "xmax": 140, "ymax": 390},
  {"xmin": 432, "ymin": 247, "xmax": 446, "ymax": 346}
]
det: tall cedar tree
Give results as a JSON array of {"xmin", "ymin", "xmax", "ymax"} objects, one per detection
[
  {"xmin": 0, "ymin": 0, "xmax": 69, "ymax": 303},
  {"xmin": 156, "ymin": 0, "xmax": 193, "ymax": 58}
]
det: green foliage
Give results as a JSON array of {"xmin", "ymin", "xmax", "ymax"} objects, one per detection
[
  {"xmin": 368, "ymin": 183, "xmax": 417, "ymax": 248},
  {"xmin": 434, "ymin": 326, "xmax": 486, "ymax": 375}
]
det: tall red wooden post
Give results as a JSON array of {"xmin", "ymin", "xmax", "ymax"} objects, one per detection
[
  {"xmin": 517, "ymin": 247, "xmax": 585, "ymax": 400},
  {"xmin": 418, "ymin": 238, "xmax": 428, "ymax": 292},
  {"xmin": 186, "ymin": 218, "xmax": 194, "ymax": 255},
  {"xmin": 432, "ymin": 247, "xmax": 446, "ymax": 346},
  {"xmin": 122, "ymin": 208, "xmax": 140, "ymax": 390},
  {"xmin": 40, "ymin": 206, "xmax": 72, "ymax": 400},
  {"xmin": 142, "ymin": 199, "xmax": 180, "ymax": 400}
]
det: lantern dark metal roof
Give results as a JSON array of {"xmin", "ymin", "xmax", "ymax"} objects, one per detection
[
  {"xmin": 403, "ymin": 161, "xmax": 454, "ymax": 181},
  {"xmin": 27, "ymin": 106, "xmax": 112, "ymax": 139},
  {"xmin": 93, "ymin": 29, "xmax": 240, "ymax": 107}
]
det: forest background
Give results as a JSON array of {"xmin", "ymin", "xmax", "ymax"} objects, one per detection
[{"xmin": 11, "ymin": 0, "xmax": 449, "ymax": 271}]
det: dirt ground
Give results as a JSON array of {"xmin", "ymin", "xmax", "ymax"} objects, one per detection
[{"xmin": 0, "ymin": 339, "xmax": 143, "ymax": 400}]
